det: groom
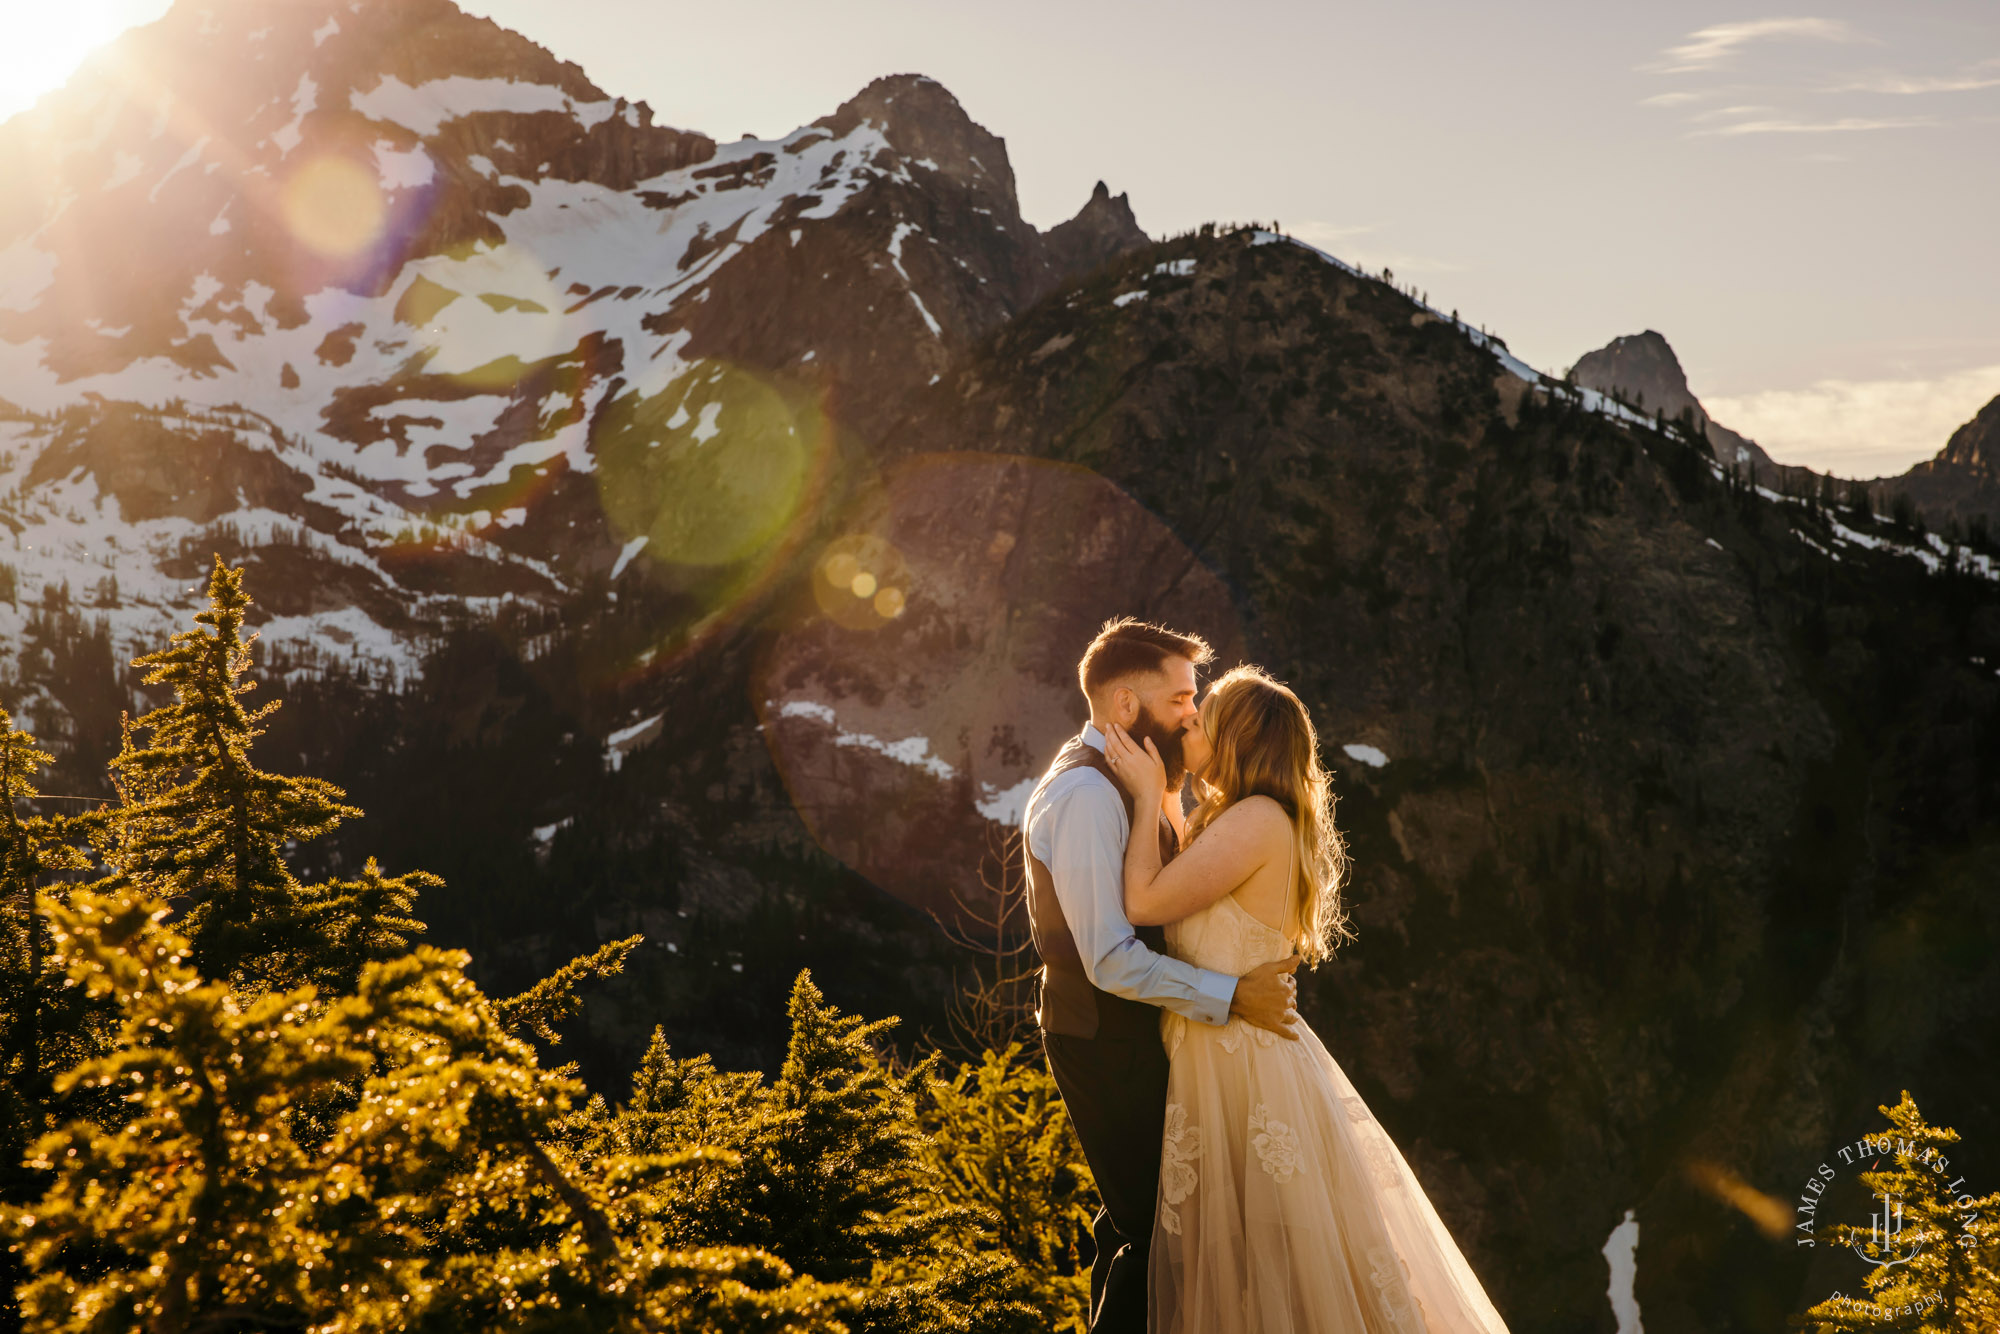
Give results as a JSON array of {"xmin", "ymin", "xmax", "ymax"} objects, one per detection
[{"xmin": 1023, "ymin": 617, "xmax": 1301, "ymax": 1334}]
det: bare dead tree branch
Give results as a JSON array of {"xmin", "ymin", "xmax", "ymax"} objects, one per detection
[{"xmin": 934, "ymin": 819, "xmax": 1039, "ymax": 1059}]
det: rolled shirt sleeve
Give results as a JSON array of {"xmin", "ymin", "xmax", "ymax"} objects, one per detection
[{"xmin": 1027, "ymin": 773, "xmax": 1236, "ymax": 1027}]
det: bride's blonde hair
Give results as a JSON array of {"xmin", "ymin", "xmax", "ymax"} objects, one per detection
[{"xmin": 1185, "ymin": 665, "xmax": 1356, "ymax": 965}]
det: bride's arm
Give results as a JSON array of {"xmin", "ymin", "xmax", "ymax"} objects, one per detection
[
  {"xmin": 1104, "ymin": 724, "xmax": 1279, "ymax": 925},
  {"xmin": 1122, "ymin": 799, "xmax": 1277, "ymax": 924}
]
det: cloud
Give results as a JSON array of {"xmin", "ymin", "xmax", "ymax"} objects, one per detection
[
  {"xmin": 1640, "ymin": 90, "xmax": 1707, "ymax": 106},
  {"xmin": 1819, "ymin": 69, "xmax": 2000, "ymax": 94},
  {"xmin": 1690, "ymin": 103, "xmax": 1780, "ymax": 120},
  {"xmin": 1691, "ymin": 113, "xmax": 1940, "ymax": 136},
  {"xmin": 1645, "ymin": 18, "xmax": 1869, "ymax": 75},
  {"xmin": 1705, "ymin": 364, "xmax": 2000, "ymax": 477}
]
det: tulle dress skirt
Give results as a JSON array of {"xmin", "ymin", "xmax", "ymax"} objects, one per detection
[{"xmin": 1149, "ymin": 894, "xmax": 1512, "ymax": 1334}]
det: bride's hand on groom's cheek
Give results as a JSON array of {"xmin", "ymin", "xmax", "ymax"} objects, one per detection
[{"xmin": 1105, "ymin": 723, "xmax": 1165, "ymax": 797}]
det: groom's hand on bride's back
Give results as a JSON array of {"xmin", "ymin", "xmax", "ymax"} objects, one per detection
[{"xmin": 1230, "ymin": 955, "xmax": 1302, "ymax": 1040}]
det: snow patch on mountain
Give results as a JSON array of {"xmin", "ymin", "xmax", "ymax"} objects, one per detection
[
  {"xmin": 886, "ymin": 221, "xmax": 943, "ymax": 338},
  {"xmin": 270, "ymin": 74, "xmax": 316, "ymax": 155},
  {"xmin": 372, "ymin": 141, "xmax": 434, "ymax": 190},
  {"xmin": 1342, "ymin": 743, "xmax": 1390, "ymax": 768},
  {"xmin": 775, "ymin": 699, "xmax": 958, "ymax": 780},
  {"xmin": 350, "ymin": 75, "xmax": 598, "ymax": 139}
]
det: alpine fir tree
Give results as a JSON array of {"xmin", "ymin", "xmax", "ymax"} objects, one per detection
[
  {"xmin": 0, "ymin": 708, "xmax": 97, "ymax": 1334},
  {"xmin": 1794, "ymin": 1091, "xmax": 2000, "ymax": 1332},
  {"xmin": 302, "ymin": 857, "xmax": 436, "ymax": 997},
  {"xmin": 916, "ymin": 1042, "xmax": 1095, "ymax": 1330},
  {"xmin": 493, "ymin": 934, "xmax": 644, "ymax": 1048},
  {"xmin": 5, "ymin": 887, "xmax": 855, "ymax": 1333},
  {"xmin": 0, "ymin": 709, "xmax": 58, "ymax": 1104},
  {"xmin": 107, "ymin": 556, "xmax": 360, "ymax": 989},
  {"xmin": 578, "ymin": 971, "xmax": 1041, "ymax": 1333}
]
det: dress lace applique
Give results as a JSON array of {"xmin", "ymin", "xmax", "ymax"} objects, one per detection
[
  {"xmin": 1249, "ymin": 1102, "xmax": 1301, "ymax": 1184},
  {"xmin": 1159, "ymin": 1102, "xmax": 1201, "ymax": 1235},
  {"xmin": 1218, "ymin": 1022, "xmax": 1246, "ymax": 1055},
  {"xmin": 1364, "ymin": 1128, "xmax": 1404, "ymax": 1190},
  {"xmin": 1367, "ymin": 1243, "xmax": 1418, "ymax": 1331}
]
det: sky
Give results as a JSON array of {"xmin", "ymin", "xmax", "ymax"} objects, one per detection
[{"xmin": 4, "ymin": 0, "xmax": 1996, "ymax": 478}]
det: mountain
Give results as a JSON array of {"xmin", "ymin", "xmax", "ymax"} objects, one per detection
[
  {"xmin": 0, "ymin": 0, "xmax": 1144, "ymax": 684},
  {"xmin": 1889, "ymin": 392, "xmax": 2000, "ymax": 535},
  {"xmin": 4, "ymin": 3, "xmax": 2000, "ymax": 1331},
  {"xmin": 1570, "ymin": 333, "xmax": 2000, "ymax": 542},
  {"xmin": 1568, "ymin": 330, "xmax": 1778, "ymax": 473}
]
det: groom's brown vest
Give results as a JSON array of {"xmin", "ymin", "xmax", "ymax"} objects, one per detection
[{"xmin": 1025, "ymin": 735, "xmax": 1181, "ymax": 1041}]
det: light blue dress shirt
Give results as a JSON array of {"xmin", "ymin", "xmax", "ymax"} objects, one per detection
[{"xmin": 1023, "ymin": 724, "xmax": 1236, "ymax": 1028}]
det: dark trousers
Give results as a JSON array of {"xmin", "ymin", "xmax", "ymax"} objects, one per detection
[{"xmin": 1042, "ymin": 1029, "xmax": 1170, "ymax": 1334}]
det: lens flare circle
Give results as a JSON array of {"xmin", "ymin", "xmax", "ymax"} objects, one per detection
[
  {"xmin": 759, "ymin": 453, "xmax": 1246, "ymax": 922},
  {"xmin": 592, "ymin": 360, "xmax": 840, "ymax": 686},
  {"xmin": 812, "ymin": 534, "xmax": 909, "ymax": 631},
  {"xmin": 282, "ymin": 155, "xmax": 386, "ymax": 260},
  {"xmin": 596, "ymin": 361, "xmax": 818, "ymax": 568}
]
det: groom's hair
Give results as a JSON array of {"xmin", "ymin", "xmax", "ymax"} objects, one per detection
[{"xmin": 1078, "ymin": 617, "xmax": 1214, "ymax": 699}]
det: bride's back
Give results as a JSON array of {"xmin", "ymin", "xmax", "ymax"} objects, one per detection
[
  {"xmin": 1165, "ymin": 794, "xmax": 1298, "ymax": 975},
  {"xmin": 1165, "ymin": 888, "xmax": 1295, "ymax": 976}
]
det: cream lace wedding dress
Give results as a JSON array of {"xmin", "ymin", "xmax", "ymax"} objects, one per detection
[{"xmin": 1150, "ymin": 890, "xmax": 1513, "ymax": 1333}]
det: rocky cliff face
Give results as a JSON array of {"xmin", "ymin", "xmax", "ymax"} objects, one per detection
[
  {"xmin": 1569, "ymin": 330, "xmax": 1776, "ymax": 474},
  {"xmin": 3, "ymin": 5, "xmax": 1998, "ymax": 1332},
  {"xmin": 1892, "ymin": 392, "xmax": 2000, "ymax": 531}
]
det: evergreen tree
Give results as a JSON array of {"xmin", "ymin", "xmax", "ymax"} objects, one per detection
[
  {"xmin": 5, "ymin": 887, "xmax": 853, "ymax": 1333},
  {"xmin": 1793, "ymin": 1092, "xmax": 2000, "ymax": 1332},
  {"xmin": 0, "ymin": 710, "xmax": 59, "ymax": 1102},
  {"xmin": 107, "ymin": 557, "xmax": 361, "ymax": 990},
  {"xmin": 916, "ymin": 1042, "xmax": 1094, "ymax": 1330},
  {"xmin": 0, "ymin": 709, "xmax": 95, "ymax": 1334},
  {"xmin": 601, "ymin": 1026, "xmax": 768, "ymax": 1160},
  {"xmin": 1891, "ymin": 491, "xmax": 1921, "ymax": 532},
  {"xmin": 494, "ymin": 935, "xmax": 643, "ymax": 1048},
  {"xmin": 301, "ymin": 857, "xmax": 436, "ymax": 997},
  {"xmin": 583, "ymin": 972, "xmax": 1039, "ymax": 1334}
]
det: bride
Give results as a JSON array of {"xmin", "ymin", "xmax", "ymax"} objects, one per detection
[{"xmin": 1103, "ymin": 665, "xmax": 1513, "ymax": 1333}]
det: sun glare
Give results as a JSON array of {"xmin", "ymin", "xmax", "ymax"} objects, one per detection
[
  {"xmin": 282, "ymin": 155, "xmax": 388, "ymax": 259},
  {"xmin": 0, "ymin": 1, "xmax": 174, "ymax": 124}
]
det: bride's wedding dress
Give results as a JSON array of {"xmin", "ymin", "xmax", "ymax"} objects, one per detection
[{"xmin": 1150, "ymin": 890, "xmax": 1513, "ymax": 1333}]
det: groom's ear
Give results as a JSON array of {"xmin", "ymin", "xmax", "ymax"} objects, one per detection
[{"xmin": 1109, "ymin": 683, "xmax": 1138, "ymax": 725}]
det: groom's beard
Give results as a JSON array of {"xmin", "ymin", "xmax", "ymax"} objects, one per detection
[{"xmin": 1127, "ymin": 709, "xmax": 1189, "ymax": 789}]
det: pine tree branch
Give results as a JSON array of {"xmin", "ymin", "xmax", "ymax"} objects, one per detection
[{"xmin": 494, "ymin": 934, "xmax": 645, "ymax": 1045}]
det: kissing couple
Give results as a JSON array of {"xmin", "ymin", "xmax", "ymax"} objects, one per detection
[{"xmin": 1023, "ymin": 618, "xmax": 1513, "ymax": 1333}]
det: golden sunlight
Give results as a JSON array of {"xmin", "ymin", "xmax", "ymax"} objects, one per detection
[{"xmin": 0, "ymin": 1, "xmax": 172, "ymax": 124}]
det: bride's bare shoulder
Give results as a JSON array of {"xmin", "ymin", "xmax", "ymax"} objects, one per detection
[{"xmin": 1212, "ymin": 794, "xmax": 1291, "ymax": 842}]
